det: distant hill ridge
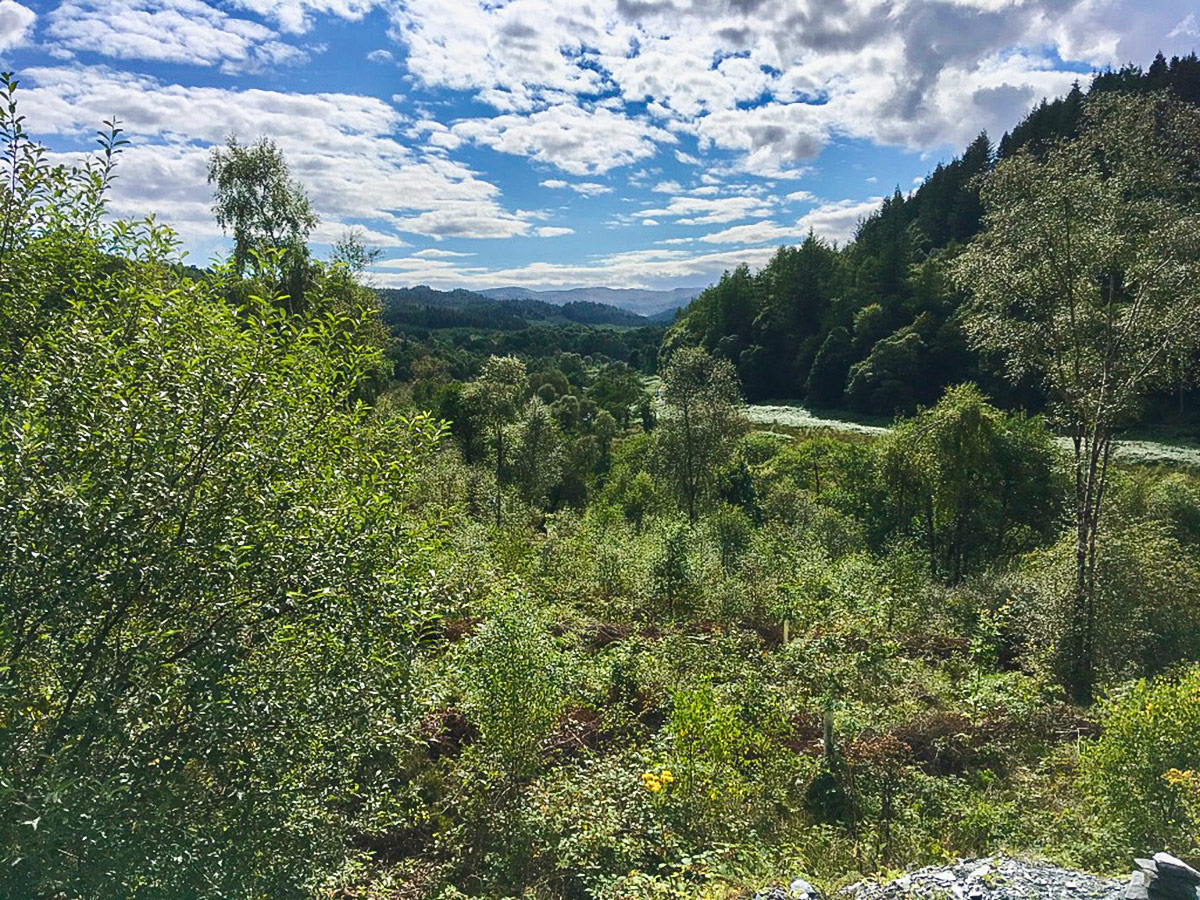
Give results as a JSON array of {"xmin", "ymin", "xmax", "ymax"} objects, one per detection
[
  {"xmin": 376, "ymin": 285, "xmax": 658, "ymax": 331},
  {"xmin": 479, "ymin": 286, "xmax": 701, "ymax": 317}
]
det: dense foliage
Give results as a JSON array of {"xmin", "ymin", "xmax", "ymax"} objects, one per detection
[
  {"xmin": 0, "ymin": 81, "xmax": 445, "ymax": 898},
  {"xmin": 668, "ymin": 54, "xmax": 1200, "ymax": 424},
  {"xmin": 4, "ymin": 55, "xmax": 1200, "ymax": 900}
]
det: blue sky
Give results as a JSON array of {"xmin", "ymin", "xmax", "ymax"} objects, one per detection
[{"xmin": 1, "ymin": 0, "xmax": 1197, "ymax": 291}]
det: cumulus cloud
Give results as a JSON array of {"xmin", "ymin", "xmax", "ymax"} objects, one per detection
[
  {"xmin": 536, "ymin": 226, "xmax": 575, "ymax": 237},
  {"xmin": 371, "ymin": 245, "xmax": 782, "ymax": 291},
  {"xmin": 453, "ymin": 103, "xmax": 675, "ymax": 175},
  {"xmin": 636, "ymin": 194, "xmax": 775, "ymax": 226},
  {"xmin": 693, "ymin": 220, "xmax": 801, "ymax": 245},
  {"xmin": 540, "ymin": 178, "xmax": 613, "ymax": 196},
  {"xmin": 46, "ymin": 0, "xmax": 308, "ymax": 73},
  {"xmin": 796, "ymin": 197, "xmax": 885, "ymax": 244},
  {"xmin": 0, "ymin": 0, "xmax": 34, "ymax": 51},
  {"xmin": 22, "ymin": 65, "xmax": 534, "ymax": 245},
  {"xmin": 227, "ymin": 0, "xmax": 378, "ymax": 34},
  {"xmin": 388, "ymin": 0, "xmax": 1200, "ymax": 177}
]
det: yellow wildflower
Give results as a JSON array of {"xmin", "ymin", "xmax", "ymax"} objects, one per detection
[
  {"xmin": 659, "ymin": 769, "xmax": 675, "ymax": 784},
  {"xmin": 1166, "ymin": 768, "xmax": 1199, "ymax": 787}
]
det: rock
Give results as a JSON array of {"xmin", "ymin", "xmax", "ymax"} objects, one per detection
[
  {"xmin": 839, "ymin": 856, "xmax": 1123, "ymax": 900},
  {"xmin": 753, "ymin": 877, "xmax": 823, "ymax": 900},
  {"xmin": 1125, "ymin": 870, "xmax": 1152, "ymax": 900},
  {"xmin": 790, "ymin": 877, "xmax": 822, "ymax": 900},
  {"xmin": 1126, "ymin": 852, "xmax": 1200, "ymax": 900},
  {"xmin": 1153, "ymin": 854, "xmax": 1200, "ymax": 887}
]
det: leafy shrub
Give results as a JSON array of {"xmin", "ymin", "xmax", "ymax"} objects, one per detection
[
  {"xmin": 465, "ymin": 596, "xmax": 566, "ymax": 792},
  {"xmin": 1010, "ymin": 520, "xmax": 1200, "ymax": 687},
  {"xmin": 1081, "ymin": 665, "xmax": 1200, "ymax": 857},
  {"xmin": 0, "ymin": 87, "xmax": 444, "ymax": 898}
]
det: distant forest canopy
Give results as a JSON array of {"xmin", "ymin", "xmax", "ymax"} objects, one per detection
[
  {"xmin": 380, "ymin": 284, "xmax": 667, "ymax": 384},
  {"xmin": 669, "ymin": 52, "xmax": 1200, "ymax": 421},
  {"xmin": 379, "ymin": 285, "xmax": 655, "ymax": 330}
]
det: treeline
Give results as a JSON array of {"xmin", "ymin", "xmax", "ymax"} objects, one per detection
[
  {"xmin": 380, "ymin": 285, "xmax": 667, "ymax": 399},
  {"xmin": 671, "ymin": 52, "xmax": 1200, "ymax": 419},
  {"xmin": 379, "ymin": 286, "xmax": 652, "ymax": 330}
]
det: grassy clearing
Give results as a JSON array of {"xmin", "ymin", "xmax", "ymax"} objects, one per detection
[{"xmin": 748, "ymin": 403, "xmax": 1200, "ymax": 469}]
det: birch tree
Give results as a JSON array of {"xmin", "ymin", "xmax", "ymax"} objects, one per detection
[{"xmin": 953, "ymin": 92, "xmax": 1200, "ymax": 702}]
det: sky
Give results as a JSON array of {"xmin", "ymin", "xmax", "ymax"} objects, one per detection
[{"xmin": 0, "ymin": 0, "xmax": 1197, "ymax": 292}]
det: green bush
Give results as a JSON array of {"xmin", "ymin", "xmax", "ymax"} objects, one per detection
[
  {"xmin": 465, "ymin": 596, "xmax": 566, "ymax": 791},
  {"xmin": 0, "ymin": 88, "xmax": 444, "ymax": 898},
  {"xmin": 1081, "ymin": 665, "xmax": 1200, "ymax": 858}
]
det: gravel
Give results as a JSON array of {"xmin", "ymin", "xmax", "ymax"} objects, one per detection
[{"xmin": 755, "ymin": 857, "xmax": 1123, "ymax": 900}]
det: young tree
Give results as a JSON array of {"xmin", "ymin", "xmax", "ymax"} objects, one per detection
[
  {"xmin": 655, "ymin": 346, "xmax": 747, "ymax": 522},
  {"xmin": 875, "ymin": 383, "xmax": 1062, "ymax": 582},
  {"xmin": 463, "ymin": 355, "xmax": 528, "ymax": 525},
  {"xmin": 208, "ymin": 135, "xmax": 317, "ymax": 304},
  {"xmin": 0, "ymin": 86, "xmax": 444, "ymax": 897},
  {"xmin": 953, "ymin": 92, "xmax": 1200, "ymax": 702},
  {"xmin": 508, "ymin": 396, "xmax": 563, "ymax": 510}
]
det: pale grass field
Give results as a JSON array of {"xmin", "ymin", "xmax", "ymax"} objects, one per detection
[{"xmin": 747, "ymin": 403, "xmax": 1200, "ymax": 469}]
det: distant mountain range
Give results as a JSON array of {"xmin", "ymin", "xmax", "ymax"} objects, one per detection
[
  {"xmin": 376, "ymin": 285, "xmax": 673, "ymax": 331},
  {"xmin": 478, "ymin": 286, "xmax": 701, "ymax": 317}
]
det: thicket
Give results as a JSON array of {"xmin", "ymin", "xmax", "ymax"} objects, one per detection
[
  {"xmin": 669, "ymin": 53, "xmax": 1200, "ymax": 424},
  {"xmin": 3, "ymin": 63, "xmax": 1200, "ymax": 900}
]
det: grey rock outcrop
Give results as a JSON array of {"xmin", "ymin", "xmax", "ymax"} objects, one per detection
[
  {"xmin": 841, "ymin": 857, "xmax": 1120, "ymax": 900},
  {"xmin": 1124, "ymin": 853, "xmax": 1200, "ymax": 900},
  {"xmin": 756, "ymin": 856, "xmax": 1122, "ymax": 900},
  {"xmin": 753, "ymin": 876, "xmax": 822, "ymax": 900}
]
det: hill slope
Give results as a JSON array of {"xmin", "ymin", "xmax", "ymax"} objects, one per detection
[
  {"xmin": 479, "ymin": 286, "xmax": 700, "ymax": 317},
  {"xmin": 668, "ymin": 52, "xmax": 1200, "ymax": 425},
  {"xmin": 378, "ymin": 285, "xmax": 650, "ymax": 330}
]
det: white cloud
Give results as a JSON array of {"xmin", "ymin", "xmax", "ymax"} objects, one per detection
[
  {"xmin": 228, "ymin": 0, "xmax": 379, "ymax": 34},
  {"xmin": 453, "ymin": 103, "xmax": 675, "ymax": 175},
  {"xmin": 0, "ymin": 0, "xmax": 34, "ymax": 51},
  {"xmin": 46, "ymin": 0, "xmax": 307, "ymax": 73},
  {"xmin": 539, "ymin": 178, "xmax": 613, "ymax": 196},
  {"xmin": 536, "ymin": 226, "xmax": 575, "ymax": 237},
  {"xmin": 693, "ymin": 220, "xmax": 801, "ymax": 245},
  {"xmin": 796, "ymin": 197, "xmax": 885, "ymax": 245},
  {"xmin": 1169, "ymin": 13, "xmax": 1200, "ymax": 38},
  {"xmin": 23, "ymin": 65, "xmax": 535, "ymax": 245},
  {"xmin": 366, "ymin": 48, "xmax": 393, "ymax": 63},
  {"xmin": 371, "ymin": 245, "xmax": 781, "ymax": 291},
  {"xmin": 636, "ymin": 194, "xmax": 774, "ymax": 226},
  {"xmin": 387, "ymin": 0, "xmax": 1200, "ymax": 177},
  {"xmin": 413, "ymin": 248, "xmax": 474, "ymax": 258}
]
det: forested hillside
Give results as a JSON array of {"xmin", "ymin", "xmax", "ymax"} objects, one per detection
[
  {"xmin": 6, "ymin": 55, "xmax": 1200, "ymax": 900},
  {"xmin": 380, "ymin": 286, "xmax": 653, "ymax": 330},
  {"xmin": 670, "ymin": 53, "xmax": 1200, "ymax": 422}
]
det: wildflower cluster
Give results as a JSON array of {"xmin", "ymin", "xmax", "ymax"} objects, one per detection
[
  {"xmin": 1164, "ymin": 768, "xmax": 1200, "ymax": 847},
  {"xmin": 640, "ymin": 769, "xmax": 675, "ymax": 794},
  {"xmin": 1165, "ymin": 768, "xmax": 1200, "ymax": 788}
]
